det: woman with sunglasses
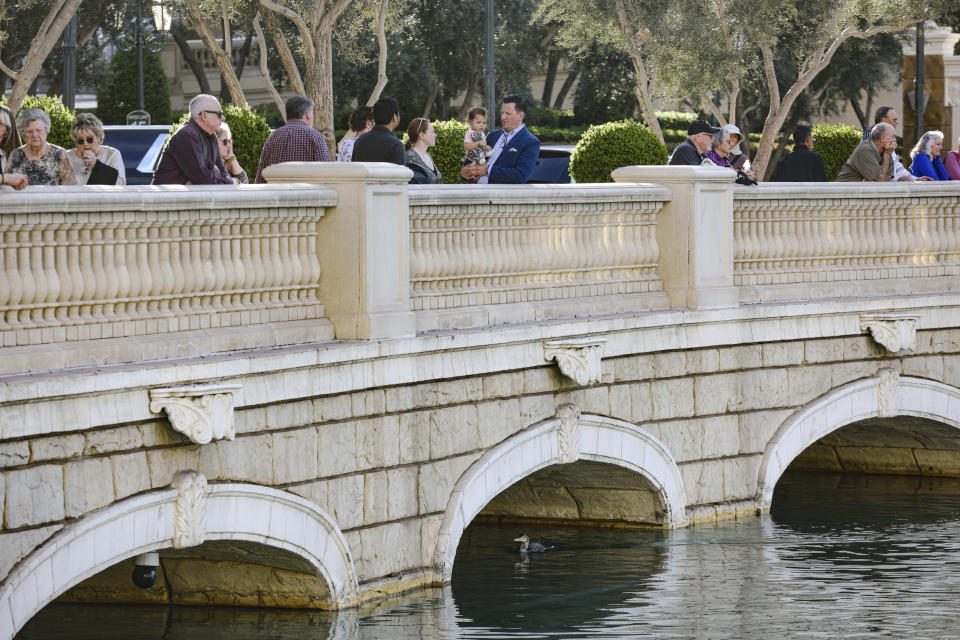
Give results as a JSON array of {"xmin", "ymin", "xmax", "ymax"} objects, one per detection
[
  {"xmin": 0, "ymin": 105, "xmax": 28, "ymax": 189},
  {"xmin": 9, "ymin": 108, "xmax": 74, "ymax": 185},
  {"xmin": 64, "ymin": 113, "xmax": 126, "ymax": 185}
]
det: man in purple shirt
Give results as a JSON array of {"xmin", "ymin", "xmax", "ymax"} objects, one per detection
[
  {"xmin": 153, "ymin": 94, "xmax": 234, "ymax": 185},
  {"xmin": 254, "ymin": 95, "xmax": 331, "ymax": 183}
]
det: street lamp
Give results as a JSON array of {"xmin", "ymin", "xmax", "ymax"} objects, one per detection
[
  {"xmin": 113, "ymin": 0, "xmax": 169, "ymax": 122},
  {"xmin": 485, "ymin": 0, "xmax": 495, "ymax": 127}
]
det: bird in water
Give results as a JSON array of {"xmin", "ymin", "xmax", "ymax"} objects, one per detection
[{"xmin": 513, "ymin": 534, "xmax": 554, "ymax": 553}]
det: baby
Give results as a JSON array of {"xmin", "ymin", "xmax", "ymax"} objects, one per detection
[{"xmin": 463, "ymin": 107, "xmax": 492, "ymax": 166}]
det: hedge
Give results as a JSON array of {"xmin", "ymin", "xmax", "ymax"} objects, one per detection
[
  {"xmin": 569, "ymin": 120, "xmax": 667, "ymax": 183},
  {"xmin": 812, "ymin": 124, "xmax": 862, "ymax": 181},
  {"xmin": 169, "ymin": 105, "xmax": 271, "ymax": 179}
]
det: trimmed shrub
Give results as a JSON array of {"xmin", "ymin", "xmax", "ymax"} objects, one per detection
[
  {"xmin": 223, "ymin": 105, "xmax": 271, "ymax": 178},
  {"xmin": 812, "ymin": 123, "xmax": 862, "ymax": 181},
  {"xmin": 527, "ymin": 106, "xmax": 575, "ymax": 128},
  {"xmin": 168, "ymin": 105, "xmax": 271, "ymax": 179},
  {"xmin": 569, "ymin": 120, "xmax": 667, "ymax": 183},
  {"xmin": 654, "ymin": 110, "xmax": 697, "ymax": 132},
  {"xmin": 97, "ymin": 49, "xmax": 172, "ymax": 125},
  {"xmin": 527, "ymin": 125, "xmax": 588, "ymax": 143},
  {"xmin": 5, "ymin": 95, "xmax": 75, "ymax": 149}
]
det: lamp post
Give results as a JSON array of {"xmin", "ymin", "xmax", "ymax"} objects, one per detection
[
  {"xmin": 114, "ymin": 0, "xmax": 168, "ymax": 122},
  {"xmin": 484, "ymin": 0, "xmax": 495, "ymax": 127},
  {"xmin": 915, "ymin": 22, "xmax": 925, "ymax": 137},
  {"xmin": 62, "ymin": 16, "xmax": 77, "ymax": 110}
]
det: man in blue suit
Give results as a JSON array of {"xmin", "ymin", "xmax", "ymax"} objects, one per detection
[{"xmin": 461, "ymin": 95, "xmax": 540, "ymax": 184}]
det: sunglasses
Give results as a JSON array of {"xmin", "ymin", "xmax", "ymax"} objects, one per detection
[
  {"xmin": 219, "ymin": 137, "xmax": 232, "ymax": 143},
  {"xmin": 75, "ymin": 136, "xmax": 96, "ymax": 145},
  {"xmin": 204, "ymin": 110, "xmax": 225, "ymax": 119}
]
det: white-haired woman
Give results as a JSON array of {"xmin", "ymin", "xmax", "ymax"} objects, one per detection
[
  {"xmin": 8, "ymin": 108, "xmax": 73, "ymax": 185},
  {"xmin": 910, "ymin": 130, "xmax": 950, "ymax": 181},
  {"xmin": 64, "ymin": 112, "xmax": 126, "ymax": 185}
]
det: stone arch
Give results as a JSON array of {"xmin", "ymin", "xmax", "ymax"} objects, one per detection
[
  {"xmin": 0, "ymin": 481, "xmax": 358, "ymax": 640},
  {"xmin": 757, "ymin": 369, "xmax": 960, "ymax": 509},
  {"xmin": 431, "ymin": 405, "xmax": 688, "ymax": 582}
]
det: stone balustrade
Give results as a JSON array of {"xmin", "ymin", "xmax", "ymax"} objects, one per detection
[
  {"xmin": 0, "ymin": 185, "xmax": 334, "ymax": 352},
  {"xmin": 733, "ymin": 183, "xmax": 960, "ymax": 302},
  {"xmin": 407, "ymin": 185, "xmax": 670, "ymax": 329}
]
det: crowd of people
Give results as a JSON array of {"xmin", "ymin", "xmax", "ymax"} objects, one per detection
[
  {"xmin": 2, "ymin": 94, "xmax": 958, "ymax": 190},
  {"xmin": 668, "ymin": 105, "xmax": 960, "ymax": 184}
]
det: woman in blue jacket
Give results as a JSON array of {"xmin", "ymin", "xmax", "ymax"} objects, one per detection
[{"xmin": 910, "ymin": 131, "xmax": 950, "ymax": 180}]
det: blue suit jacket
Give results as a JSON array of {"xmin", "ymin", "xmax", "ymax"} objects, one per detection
[{"xmin": 482, "ymin": 126, "xmax": 541, "ymax": 184}]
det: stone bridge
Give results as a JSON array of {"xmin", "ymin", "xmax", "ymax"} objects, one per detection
[{"xmin": 1, "ymin": 165, "xmax": 959, "ymax": 638}]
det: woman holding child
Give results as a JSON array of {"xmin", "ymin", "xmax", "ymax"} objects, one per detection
[{"xmin": 405, "ymin": 117, "xmax": 442, "ymax": 184}]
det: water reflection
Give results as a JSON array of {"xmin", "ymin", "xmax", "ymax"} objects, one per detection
[
  {"xmin": 18, "ymin": 472, "xmax": 960, "ymax": 639},
  {"xmin": 451, "ymin": 523, "xmax": 668, "ymax": 635}
]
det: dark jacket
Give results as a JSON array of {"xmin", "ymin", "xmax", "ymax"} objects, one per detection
[
  {"xmin": 153, "ymin": 119, "xmax": 233, "ymax": 185},
  {"xmin": 480, "ymin": 126, "xmax": 541, "ymax": 184},
  {"xmin": 771, "ymin": 146, "xmax": 827, "ymax": 182},
  {"xmin": 668, "ymin": 138, "xmax": 703, "ymax": 166},
  {"xmin": 352, "ymin": 125, "xmax": 405, "ymax": 165}
]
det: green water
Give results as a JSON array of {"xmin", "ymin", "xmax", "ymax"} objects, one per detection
[{"xmin": 18, "ymin": 472, "xmax": 960, "ymax": 639}]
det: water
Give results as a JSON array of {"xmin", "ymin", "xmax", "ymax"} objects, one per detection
[{"xmin": 18, "ymin": 472, "xmax": 960, "ymax": 639}]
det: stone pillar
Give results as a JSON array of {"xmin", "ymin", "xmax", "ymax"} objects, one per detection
[
  {"xmin": 902, "ymin": 22, "xmax": 960, "ymax": 150},
  {"xmin": 262, "ymin": 162, "xmax": 417, "ymax": 340},
  {"xmin": 611, "ymin": 165, "xmax": 737, "ymax": 309}
]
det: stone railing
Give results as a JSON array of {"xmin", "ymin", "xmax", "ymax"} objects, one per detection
[
  {"xmin": 733, "ymin": 183, "xmax": 960, "ymax": 302},
  {"xmin": 0, "ymin": 185, "xmax": 335, "ymax": 356},
  {"xmin": 407, "ymin": 185, "xmax": 670, "ymax": 329}
]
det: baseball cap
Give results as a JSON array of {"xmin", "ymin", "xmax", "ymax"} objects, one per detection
[{"xmin": 687, "ymin": 119, "xmax": 720, "ymax": 136}]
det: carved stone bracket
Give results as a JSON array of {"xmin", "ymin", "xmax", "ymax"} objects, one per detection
[
  {"xmin": 860, "ymin": 313, "xmax": 919, "ymax": 354},
  {"xmin": 171, "ymin": 470, "xmax": 207, "ymax": 549},
  {"xmin": 543, "ymin": 338, "xmax": 607, "ymax": 386},
  {"xmin": 556, "ymin": 404, "xmax": 582, "ymax": 464},
  {"xmin": 876, "ymin": 368, "xmax": 900, "ymax": 418},
  {"xmin": 149, "ymin": 384, "xmax": 242, "ymax": 445}
]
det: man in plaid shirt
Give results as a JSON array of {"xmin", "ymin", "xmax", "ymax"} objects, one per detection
[{"xmin": 254, "ymin": 95, "xmax": 331, "ymax": 183}]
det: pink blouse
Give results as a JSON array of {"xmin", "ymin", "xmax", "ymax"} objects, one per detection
[{"xmin": 945, "ymin": 151, "xmax": 960, "ymax": 180}]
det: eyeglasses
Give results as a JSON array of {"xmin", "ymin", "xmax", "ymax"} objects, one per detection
[
  {"xmin": 75, "ymin": 136, "xmax": 96, "ymax": 145},
  {"xmin": 204, "ymin": 110, "xmax": 225, "ymax": 119},
  {"xmin": 219, "ymin": 138, "xmax": 232, "ymax": 144}
]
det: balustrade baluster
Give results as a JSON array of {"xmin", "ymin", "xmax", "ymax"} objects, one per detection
[
  {"xmin": 3, "ymin": 227, "xmax": 21, "ymax": 326},
  {"xmin": 113, "ymin": 225, "xmax": 133, "ymax": 319},
  {"xmin": 52, "ymin": 227, "xmax": 70, "ymax": 323}
]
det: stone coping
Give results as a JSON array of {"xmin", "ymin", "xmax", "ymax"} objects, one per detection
[
  {"xmin": 408, "ymin": 182, "xmax": 671, "ymax": 205},
  {"xmin": 733, "ymin": 181, "xmax": 960, "ymax": 199},
  {"xmin": 0, "ymin": 184, "xmax": 338, "ymax": 214},
  {"xmin": 262, "ymin": 161, "xmax": 413, "ymax": 184},
  {"xmin": 2, "ymin": 291, "xmax": 958, "ymax": 408}
]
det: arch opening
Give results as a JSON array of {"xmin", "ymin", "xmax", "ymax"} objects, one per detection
[
  {"xmin": 476, "ymin": 460, "xmax": 667, "ymax": 527},
  {"xmin": 0, "ymin": 483, "xmax": 358, "ymax": 640},
  {"xmin": 432, "ymin": 408, "xmax": 688, "ymax": 582},
  {"xmin": 757, "ymin": 371, "xmax": 960, "ymax": 511}
]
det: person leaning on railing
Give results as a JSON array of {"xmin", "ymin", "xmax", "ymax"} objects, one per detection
[
  {"xmin": 835, "ymin": 123, "xmax": 897, "ymax": 182},
  {"xmin": 0, "ymin": 104, "xmax": 28, "ymax": 189},
  {"xmin": 216, "ymin": 122, "xmax": 248, "ymax": 184},
  {"xmin": 8, "ymin": 108, "xmax": 74, "ymax": 186},
  {"xmin": 64, "ymin": 113, "xmax": 126, "ymax": 185}
]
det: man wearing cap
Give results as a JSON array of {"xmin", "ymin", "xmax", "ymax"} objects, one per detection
[{"xmin": 669, "ymin": 120, "xmax": 719, "ymax": 165}]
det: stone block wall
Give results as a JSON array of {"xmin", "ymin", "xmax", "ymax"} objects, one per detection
[{"xmin": 3, "ymin": 325, "xmax": 959, "ymax": 605}]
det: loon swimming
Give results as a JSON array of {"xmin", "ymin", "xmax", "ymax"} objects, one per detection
[{"xmin": 513, "ymin": 534, "xmax": 553, "ymax": 553}]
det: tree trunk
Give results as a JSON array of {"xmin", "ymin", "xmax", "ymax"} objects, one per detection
[
  {"xmin": 307, "ymin": 29, "xmax": 336, "ymax": 155},
  {"xmin": 7, "ymin": 0, "xmax": 85, "ymax": 114},
  {"xmin": 614, "ymin": 0, "xmax": 662, "ymax": 143},
  {"xmin": 850, "ymin": 92, "xmax": 868, "ymax": 129},
  {"xmin": 260, "ymin": 9, "xmax": 305, "ymax": 97},
  {"xmin": 235, "ymin": 27, "xmax": 254, "ymax": 80},
  {"xmin": 170, "ymin": 16, "xmax": 211, "ymax": 94},
  {"xmin": 553, "ymin": 64, "xmax": 578, "ymax": 109},
  {"xmin": 252, "ymin": 13, "xmax": 285, "ymax": 118},
  {"xmin": 541, "ymin": 49, "xmax": 560, "ymax": 105},
  {"xmin": 183, "ymin": 0, "xmax": 247, "ymax": 107},
  {"xmin": 423, "ymin": 75, "xmax": 440, "ymax": 118},
  {"xmin": 365, "ymin": 0, "xmax": 390, "ymax": 106}
]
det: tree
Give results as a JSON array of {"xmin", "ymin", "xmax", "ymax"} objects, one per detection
[
  {"xmin": 97, "ymin": 49, "xmax": 172, "ymax": 123},
  {"xmin": 535, "ymin": 0, "xmax": 669, "ymax": 143},
  {"xmin": 180, "ymin": 0, "xmax": 248, "ymax": 106},
  {"xmin": 256, "ymin": 0, "xmax": 353, "ymax": 149},
  {"xmin": 0, "ymin": 0, "xmax": 85, "ymax": 113}
]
